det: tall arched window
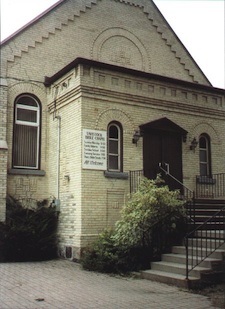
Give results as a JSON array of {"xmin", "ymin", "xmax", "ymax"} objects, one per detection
[
  {"xmin": 12, "ymin": 94, "xmax": 41, "ymax": 169},
  {"xmin": 107, "ymin": 122, "xmax": 123, "ymax": 172},
  {"xmin": 199, "ymin": 133, "xmax": 211, "ymax": 176}
]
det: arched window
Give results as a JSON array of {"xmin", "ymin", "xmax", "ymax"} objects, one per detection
[
  {"xmin": 107, "ymin": 122, "xmax": 123, "ymax": 172},
  {"xmin": 199, "ymin": 133, "xmax": 211, "ymax": 176},
  {"xmin": 12, "ymin": 94, "xmax": 41, "ymax": 169}
]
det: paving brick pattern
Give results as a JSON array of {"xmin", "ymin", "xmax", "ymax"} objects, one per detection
[{"xmin": 0, "ymin": 259, "xmax": 219, "ymax": 309}]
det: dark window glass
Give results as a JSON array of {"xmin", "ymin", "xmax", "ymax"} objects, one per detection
[
  {"xmin": 109, "ymin": 156, "xmax": 119, "ymax": 170},
  {"xmin": 17, "ymin": 96, "xmax": 38, "ymax": 107},
  {"xmin": 109, "ymin": 126, "xmax": 118, "ymax": 139},
  {"xmin": 108, "ymin": 123, "xmax": 122, "ymax": 172},
  {"xmin": 199, "ymin": 134, "xmax": 211, "ymax": 176},
  {"xmin": 17, "ymin": 108, "xmax": 37, "ymax": 123},
  {"xmin": 13, "ymin": 125, "xmax": 38, "ymax": 168}
]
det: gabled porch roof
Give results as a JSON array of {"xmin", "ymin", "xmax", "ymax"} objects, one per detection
[{"xmin": 139, "ymin": 117, "xmax": 188, "ymax": 139}]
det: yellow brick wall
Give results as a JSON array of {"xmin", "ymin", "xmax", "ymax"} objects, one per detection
[
  {"xmin": 47, "ymin": 84, "xmax": 83, "ymax": 257},
  {"xmin": 0, "ymin": 80, "xmax": 8, "ymax": 221},
  {"xmin": 0, "ymin": 149, "xmax": 7, "ymax": 221},
  {"xmin": 6, "ymin": 82, "xmax": 48, "ymax": 201},
  {"xmin": 1, "ymin": 0, "xmax": 224, "ymax": 257},
  {"xmin": 50, "ymin": 64, "xmax": 224, "ymax": 252}
]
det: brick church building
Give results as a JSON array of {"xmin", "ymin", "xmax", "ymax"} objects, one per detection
[{"xmin": 0, "ymin": 0, "xmax": 224, "ymax": 259}]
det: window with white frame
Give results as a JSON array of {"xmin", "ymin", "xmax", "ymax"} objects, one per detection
[
  {"xmin": 107, "ymin": 122, "xmax": 123, "ymax": 172},
  {"xmin": 12, "ymin": 94, "xmax": 41, "ymax": 169},
  {"xmin": 199, "ymin": 133, "xmax": 211, "ymax": 176}
]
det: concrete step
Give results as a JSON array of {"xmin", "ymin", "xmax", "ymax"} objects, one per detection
[
  {"xmin": 193, "ymin": 207, "xmax": 225, "ymax": 211},
  {"xmin": 161, "ymin": 253, "xmax": 223, "ymax": 269},
  {"xmin": 195, "ymin": 230, "xmax": 225, "ymax": 239},
  {"xmin": 192, "ymin": 211, "xmax": 224, "ymax": 222},
  {"xmin": 193, "ymin": 204, "xmax": 225, "ymax": 209},
  {"xmin": 188, "ymin": 223, "xmax": 224, "ymax": 230},
  {"xmin": 172, "ymin": 245, "xmax": 225, "ymax": 259},
  {"xmin": 190, "ymin": 213, "xmax": 225, "ymax": 218},
  {"xmin": 141, "ymin": 269, "xmax": 200, "ymax": 289},
  {"xmin": 194, "ymin": 199, "xmax": 225, "ymax": 205},
  {"xmin": 150, "ymin": 261, "xmax": 209, "ymax": 278},
  {"xmin": 187, "ymin": 238, "xmax": 225, "ymax": 249},
  {"xmin": 141, "ymin": 198, "xmax": 225, "ymax": 288}
]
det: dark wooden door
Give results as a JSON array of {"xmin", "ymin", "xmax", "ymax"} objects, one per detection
[{"xmin": 143, "ymin": 130, "xmax": 183, "ymax": 191}]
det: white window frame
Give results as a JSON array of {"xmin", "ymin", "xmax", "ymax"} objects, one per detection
[
  {"xmin": 15, "ymin": 104, "xmax": 40, "ymax": 126},
  {"xmin": 13, "ymin": 95, "xmax": 40, "ymax": 169},
  {"xmin": 108, "ymin": 123, "xmax": 122, "ymax": 172},
  {"xmin": 199, "ymin": 134, "xmax": 211, "ymax": 176}
]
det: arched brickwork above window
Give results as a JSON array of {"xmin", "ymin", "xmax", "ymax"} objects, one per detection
[{"xmin": 95, "ymin": 107, "xmax": 134, "ymax": 134}]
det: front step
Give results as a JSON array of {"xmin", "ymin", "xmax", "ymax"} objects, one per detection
[
  {"xmin": 150, "ymin": 261, "xmax": 209, "ymax": 278},
  {"xmin": 141, "ymin": 269, "xmax": 199, "ymax": 289},
  {"xmin": 140, "ymin": 245, "xmax": 225, "ymax": 288},
  {"xmin": 188, "ymin": 200, "xmax": 225, "ymax": 231},
  {"xmin": 172, "ymin": 245, "xmax": 225, "ymax": 260},
  {"xmin": 141, "ymin": 199, "xmax": 225, "ymax": 288},
  {"xmin": 187, "ymin": 238, "xmax": 225, "ymax": 250},
  {"xmin": 162, "ymin": 253, "xmax": 223, "ymax": 269},
  {"xmin": 195, "ymin": 230, "xmax": 225, "ymax": 239},
  {"xmin": 189, "ymin": 223, "xmax": 224, "ymax": 230}
]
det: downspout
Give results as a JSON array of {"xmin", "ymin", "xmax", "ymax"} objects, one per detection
[
  {"xmin": 54, "ymin": 115, "xmax": 61, "ymax": 210},
  {"xmin": 52, "ymin": 84, "xmax": 61, "ymax": 210}
]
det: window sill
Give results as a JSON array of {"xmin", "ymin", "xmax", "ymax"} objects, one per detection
[
  {"xmin": 196, "ymin": 176, "xmax": 216, "ymax": 185},
  {"xmin": 104, "ymin": 171, "xmax": 128, "ymax": 179},
  {"xmin": 8, "ymin": 169, "xmax": 46, "ymax": 176}
]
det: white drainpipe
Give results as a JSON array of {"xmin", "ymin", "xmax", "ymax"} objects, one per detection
[{"xmin": 54, "ymin": 115, "xmax": 61, "ymax": 209}]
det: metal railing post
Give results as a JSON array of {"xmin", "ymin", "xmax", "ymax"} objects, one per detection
[{"xmin": 185, "ymin": 235, "xmax": 189, "ymax": 280}]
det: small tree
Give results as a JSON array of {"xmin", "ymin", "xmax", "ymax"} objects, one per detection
[
  {"xmin": 113, "ymin": 175, "xmax": 185, "ymax": 248},
  {"xmin": 81, "ymin": 176, "xmax": 186, "ymax": 273}
]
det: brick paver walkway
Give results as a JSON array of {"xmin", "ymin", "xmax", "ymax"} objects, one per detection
[{"xmin": 0, "ymin": 259, "xmax": 219, "ymax": 309}]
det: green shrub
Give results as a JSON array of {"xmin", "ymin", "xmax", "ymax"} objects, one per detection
[
  {"xmin": 113, "ymin": 176, "xmax": 185, "ymax": 248},
  {"xmin": 81, "ymin": 230, "xmax": 118, "ymax": 273},
  {"xmin": 81, "ymin": 230, "xmax": 149, "ymax": 273},
  {"xmin": 81, "ymin": 176, "xmax": 186, "ymax": 273},
  {"xmin": 0, "ymin": 196, "xmax": 59, "ymax": 262}
]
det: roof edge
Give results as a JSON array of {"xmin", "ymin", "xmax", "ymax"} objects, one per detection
[
  {"xmin": 139, "ymin": 117, "xmax": 188, "ymax": 136},
  {"xmin": 1, "ymin": 0, "xmax": 65, "ymax": 45},
  {"xmin": 44, "ymin": 57, "xmax": 225, "ymax": 94},
  {"xmin": 152, "ymin": 0, "xmax": 212, "ymax": 87}
]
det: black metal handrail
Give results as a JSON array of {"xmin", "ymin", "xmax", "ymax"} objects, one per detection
[
  {"xmin": 130, "ymin": 168, "xmax": 194, "ymax": 200},
  {"xmin": 157, "ymin": 166, "xmax": 197, "ymax": 237},
  {"xmin": 130, "ymin": 169, "xmax": 225, "ymax": 283},
  {"xmin": 196, "ymin": 173, "xmax": 225, "ymax": 198},
  {"xmin": 159, "ymin": 166, "xmax": 194, "ymax": 201},
  {"xmin": 129, "ymin": 168, "xmax": 196, "ymax": 227},
  {"xmin": 146, "ymin": 210, "xmax": 186, "ymax": 262},
  {"xmin": 185, "ymin": 206, "xmax": 225, "ymax": 280}
]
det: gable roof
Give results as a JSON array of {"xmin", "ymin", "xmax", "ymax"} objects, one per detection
[
  {"xmin": 0, "ymin": 0, "xmax": 213, "ymax": 86},
  {"xmin": 140, "ymin": 117, "xmax": 188, "ymax": 138},
  {"xmin": 1, "ymin": 0, "xmax": 65, "ymax": 45}
]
